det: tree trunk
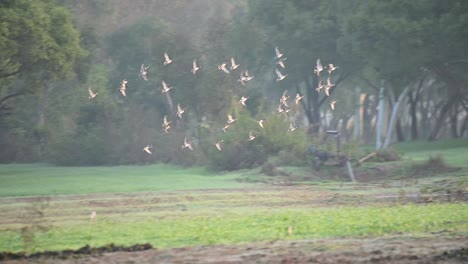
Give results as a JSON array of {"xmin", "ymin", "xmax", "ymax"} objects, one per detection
[
  {"xmin": 428, "ymin": 97, "xmax": 456, "ymax": 141},
  {"xmin": 449, "ymin": 104, "xmax": 459, "ymax": 138},
  {"xmin": 396, "ymin": 118, "xmax": 405, "ymax": 142},
  {"xmin": 408, "ymin": 92, "xmax": 419, "ymax": 140},
  {"xmin": 383, "ymin": 86, "xmax": 409, "ymax": 148},
  {"xmin": 376, "ymin": 81, "xmax": 385, "ymax": 150}
]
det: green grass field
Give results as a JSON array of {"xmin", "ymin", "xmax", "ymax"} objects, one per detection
[{"xmin": 0, "ymin": 139, "xmax": 467, "ymax": 255}]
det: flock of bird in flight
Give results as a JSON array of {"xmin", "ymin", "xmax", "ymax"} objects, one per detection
[{"xmin": 87, "ymin": 47, "xmax": 339, "ymax": 154}]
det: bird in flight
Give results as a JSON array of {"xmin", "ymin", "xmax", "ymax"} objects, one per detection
[
  {"xmin": 119, "ymin": 79, "xmax": 128, "ymax": 97},
  {"xmin": 328, "ymin": 64, "xmax": 339, "ymax": 74},
  {"xmin": 227, "ymin": 114, "xmax": 237, "ymax": 124},
  {"xmin": 218, "ymin": 63, "xmax": 230, "ymax": 74},
  {"xmin": 295, "ymin": 93, "xmax": 304, "ymax": 105},
  {"xmin": 230, "ymin": 57, "xmax": 240, "ymax": 70},
  {"xmin": 288, "ymin": 122, "xmax": 297, "ymax": 132},
  {"xmin": 324, "ymin": 77, "xmax": 335, "ymax": 96},
  {"xmin": 161, "ymin": 81, "xmax": 173, "ymax": 93},
  {"xmin": 162, "ymin": 115, "xmax": 171, "ymax": 128},
  {"xmin": 176, "ymin": 104, "xmax": 186, "ymax": 119},
  {"xmin": 215, "ymin": 140, "xmax": 223, "ymax": 151},
  {"xmin": 257, "ymin": 119, "xmax": 265, "ymax": 128},
  {"xmin": 222, "ymin": 124, "xmax": 231, "ymax": 133},
  {"xmin": 239, "ymin": 96, "xmax": 249, "ymax": 106},
  {"xmin": 329, "ymin": 99, "xmax": 337, "ymax": 110},
  {"xmin": 276, "ymin": 58, "xmax": 286, "ymax": 68},
  {"xmin": 248, "ymin": 130, "xmax": 256, "ymax": 141},
  {"xmin": 143, "ymin": 145, "xmax": 153, "ymax": 154},
  {"xmin": 314, "ymin": 59, "xmax": 324, "ymax": 76},
  {"xmin": 191, "ymin": 59, "xmax": 199, "ymax": 74},
  {"xmin": 316, "ymin": 80, "xmax": 325, "ymax": 92},
  {"xmin": 275, "ymin": 68, "xmax": 287, "ymax": 82},
  {"xmin": 275, "ymin": 46, "xmax": 284, "ymax": 59},
  {"xmin": 164, "ymin": 52, "xmax": 173, "ymax": 65},
  {"xmin": 88, "ymin": 87, "xmax": 98, "ymax": 100},
  {"xmin": 139, "ymin": 64, "xmax": 149, "ymax": 81},
  {"xmin": 280, "ymin": 90, "xmax": 290, "ymax": 107},
  {"xmin": 182, "ymin": 137, "xmax": 194, "ymax": 150}
]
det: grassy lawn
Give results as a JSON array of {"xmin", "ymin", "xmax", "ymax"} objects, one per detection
[
  {"xmin": 0, "ymin": 138, "xmax": 467, "ymax": 254},
  {"xmin": 0, "ymin": 164, "xmax": 255, "ymax": 197}
]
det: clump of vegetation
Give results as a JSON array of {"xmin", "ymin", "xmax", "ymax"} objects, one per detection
[
  {"xmin": 261, "ymin": 162, "xmax": 279, "ymax": 176},
  {"xmin": 411, "ymin": 155, "xmax": 458, "ymax": 176},
  {"xmin": 372, "ymin": 148, "xmax": 402, "ymax": 162}
]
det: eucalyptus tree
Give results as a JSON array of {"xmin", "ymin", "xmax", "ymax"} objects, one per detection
[{"xmin": 342, "ymin": 0, "xmax": 468, "ymax": 141}]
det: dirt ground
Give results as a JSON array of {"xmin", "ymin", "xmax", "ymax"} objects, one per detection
[{"xmin": 2, "ymin": 235, "xmax": 467, "ymax": 264}]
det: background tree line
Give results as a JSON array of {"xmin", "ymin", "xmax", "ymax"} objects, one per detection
[{"xmin": 0, "ymin": 0, "xmax": 467, "ymax": 168}]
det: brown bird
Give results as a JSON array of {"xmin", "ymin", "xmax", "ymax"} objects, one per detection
[
  {"xmin": 324, "ymin": 77, "xmax": 335, "ymax": 96},
  {"xmin": 163, "ymin": 52, "xmax": 173, "ymax": 65},
  {"xmin": 288, "ymin": 226, "xmax": 293, "ymax": 236},
  {"xmin": 143, "ymin": 145, "xmax": 153, "ymax": 154},
  {"xmin": 88, "ymin": 87, "xmax": 98, "ymax": 100},
  {"xmin": 182, "ymin": 137, "xmax": 194, "ymax": 150}
]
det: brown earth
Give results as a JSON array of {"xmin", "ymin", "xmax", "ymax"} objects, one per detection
[{"xmin": 2, "ymin": 235, "xmax": 467, "ymax": 264}]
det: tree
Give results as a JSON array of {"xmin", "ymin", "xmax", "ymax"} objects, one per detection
[{"xmin": 0, "ymin": 0, "xmax": 85, "ymax": 115}]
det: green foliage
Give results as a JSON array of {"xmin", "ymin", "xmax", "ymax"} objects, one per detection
[{"xmin": 0, "ymin": 203, "xmax": 466, "ymax": 253}]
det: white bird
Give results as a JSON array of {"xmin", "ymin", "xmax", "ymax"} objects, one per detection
[
  {"xmin": 161, "ymin": 81, "xmax": 173, "ymax": 93},
  {"xmin": 139, "ymin": 64, "xmax": 149, "ymax": 81},
  {"xmin": 328, "ymin": 64, "xmax": 339, "ymax": 74},
  {"xmin": 227, "ymin": 114, "xmax": 237, "ymax": 124},
  {"xmin": 288, "ymin": 122, "xmax": 297, "ymax": 132},
  {"xmin": 239, "ymin": 96, "xmax": 249, "ymax": 106},
  {"xmin": 176, "ymin": 104, "xmax": 185, "ymax": 119},
  {"xmin": 88, "ymin": 87, "xmax": 98, "ymax": 100},
  {"xmin": 275, "ymin": 68, "xmax": 287, "ymax": 82},
  {"xmin": 238, "ymin": 73, "xmax": 247, "ymax": 86},
  {"xmin": 143, "ymin": 145, "xmax": 153, "ymax": 154},
  {"xmin": 90, "ymin": 211, "xmax": 96, "ymax": 221},
  {"xmin": 275, "ymin": 46, "xmax": 284, "ymax": 59},
  {"xmin": 248, "ymin": 130, "xmax": 256, "ymax": 141},
  {"xmin": 257, "ymin": 119, "xmax": 265, "ymax": 128},
  {"xmin": 191, "ymin": 59, "xmax": 199, "ymax": 74},
  {"xmin": 218, "ymin": 63, "xmax": 230, "ymax": 74},
  {"xmin": 314, "ymin": 59, "xmax": 324, "ymax": 76},
  {"xmin": 164, "ymin": 52, "xmax": 173, "ymax": 65},
  {"xmin": 230, "ymin": 57, "xmax": 240, "ymax": 70},
  {"xmin": 215, "ymin": 140, "xmax": 223, "ymax": 151},
  {"xmin": 182, "ymin": 137, "xmax": 194, "ymax": 150},
  {"xmin": 329, "ymin": 99, "xmax": 337, "ymax": 110},
  {"xmin": 119, "ymin": 79, "xmax": 128, "ymax": 97},
  {"xmin": 276, "ymin": 58, "xmax": 286, "ymax": 68},
  {"xmin": 295, "ymin": 93, "xmax": 304, "ymax": 105}
]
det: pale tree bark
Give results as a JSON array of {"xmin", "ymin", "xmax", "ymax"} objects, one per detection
[{"xmin": 383, "ymin": 86, "xmax": 410, "ymax": 148}]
